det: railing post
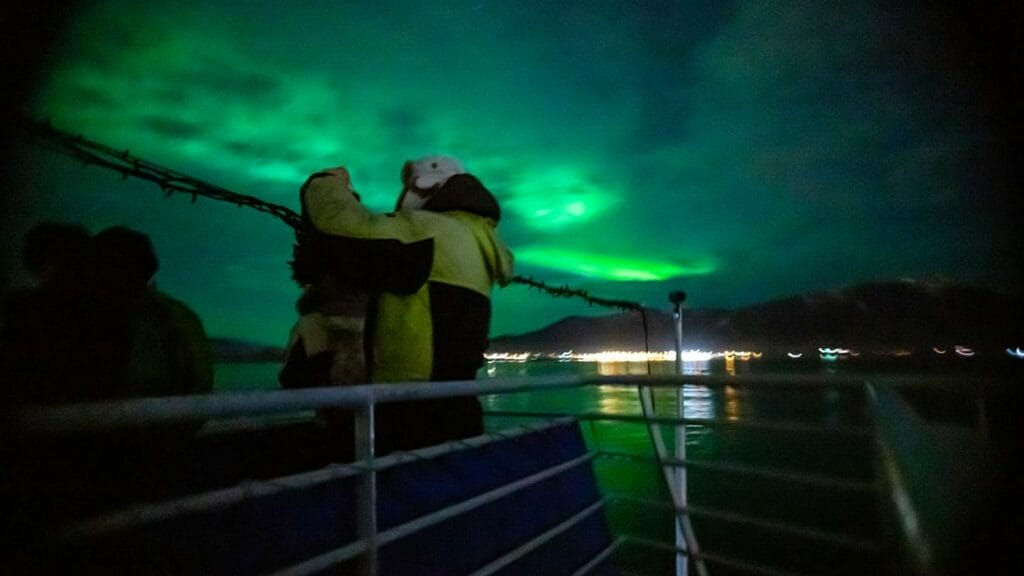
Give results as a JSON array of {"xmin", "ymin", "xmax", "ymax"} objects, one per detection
[
  {"xmin": 354, "ymin": 403, "xmax": 378, "ymax": 576},
  {"xmin": 669, "ymin": 290, "xmax": 688, "ymax": 576}
]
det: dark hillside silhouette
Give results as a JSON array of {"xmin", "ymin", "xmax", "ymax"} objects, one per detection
[{"xmin": 488, "ymin": 280, "xmax": 1024, "ymax": 356}]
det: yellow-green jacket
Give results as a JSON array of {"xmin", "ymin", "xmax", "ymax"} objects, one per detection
[{"xmin": 303, "ymin": 169, "xmax": 513, "ymax": 382}]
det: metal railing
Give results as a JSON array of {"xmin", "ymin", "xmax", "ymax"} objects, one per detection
[{"xmin": 8, "ymin": 372, "xmax": 1001, "ymax": 575}]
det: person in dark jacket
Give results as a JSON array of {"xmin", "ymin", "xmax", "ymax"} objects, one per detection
[
  {"xmin": 1, "ymin": 222, "xmax": 98, "ymax": 406},
  {"xmin": 299, "ymin": 156, "xmax": 514, "ymax": 452},
  {"xmin": 91, "ymin": 226, "xmax": 214, "ymax": 402}
]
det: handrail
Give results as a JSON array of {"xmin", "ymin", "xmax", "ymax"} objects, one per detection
[
  {"xmin": 866, "ymin": 383, "xmax": 1001, "ymax": 575},
  {"xmin": 485, "ymin": 410, "xmax": 871, "ymax": 436},
  {"xmin": 607, "ymin": 492, "xmax": 882, "ymax": 553},
  {"xmin": 10, "ymin": 375, "xmax": 590, "ymax": 435},
  {"xmin": 270, "ymin": 452, "xmax": 597, "ymax": 575},
  {"xmin": 597, "ymin": 450, "xmax": 877, "ymax": 493},
  {"xmin": 10, "ymin": 372, "xmax": 994, "ymax": 436},
  {"xmin": 621, "ymin": 535, "xmax": 808, "ymax": 576},
  {"xmin": 571, "ymin": 537, "xmax": 626, "ymax": 576},
  {"xmin": 468, "ymin": 499, "xmax": 607, "ymax": 576},
  {"xmin": 57, "ymin": 419, "xmax": 577, "ymax": 539},
  {"xmin": 10, "ymin": 372, "xmax": 1000, "ymax": 575},
  {"xmin": 638, "ymin": 384, "xmax": 707, "ymax": 576}
]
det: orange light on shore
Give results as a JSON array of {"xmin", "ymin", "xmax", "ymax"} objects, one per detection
[{"xmin": 487, "ymin": 349, "xmax": 762, "ymax": 363}]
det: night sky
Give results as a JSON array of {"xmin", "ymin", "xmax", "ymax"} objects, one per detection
[{"xmin": 3, "ymin": 1, "xmax": 1021, "ymax": 346}]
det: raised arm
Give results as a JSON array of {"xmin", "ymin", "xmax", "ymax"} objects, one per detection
[{"xmin": 302, "ymin": 168, "xmax": 428, "ymax": 243}]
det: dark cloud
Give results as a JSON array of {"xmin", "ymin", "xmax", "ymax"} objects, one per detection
[{"xmin": 143, "ymin": 117, "xmax": 203, "ymax": 139}]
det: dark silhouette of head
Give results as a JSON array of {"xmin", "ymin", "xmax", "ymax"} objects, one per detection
[
  {"xmin": 92, "ymin": 226, "xmax": 159, "ymax": 294},
  {"xmin": 423, "ymin": 173, "xmax": 501, "ymax": 221},
  {"xmin": 22, "ymin": 221, "xmax": 91, "ymax": 285}
]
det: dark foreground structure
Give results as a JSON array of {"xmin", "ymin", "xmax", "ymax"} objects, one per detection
[{"xmin": 3, "ymin": 371, "xmax": 1022, "ymax": 575}]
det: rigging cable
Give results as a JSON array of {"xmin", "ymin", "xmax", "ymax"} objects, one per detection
[
  {"xmin": 22, "ymin": 116, "xmax": 687, "ymax": 556},
  {"xmin": 21, "ymin": 116, "xmax": 650, "ymax": 314}
]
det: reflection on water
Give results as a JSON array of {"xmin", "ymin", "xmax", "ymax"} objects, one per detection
[
  {"xmin": 596, "ymin": 385, "xmax": 631, "ymax": 413},
  {"xmin": 596, "ymin": 360, "xmax": 711, "ymax": 376},
  {"xmin": 597, "ymin": 361, "xmax": 652, "ymax": 376},
  {"xmin": 724, "ymin": 384, "xmax": 740, "ymax": 421},
  {"xmin": 683, "ymin": 360, "xmax": 710, "ymax": 375},
  {"xmin": 682, "ymin": 384, "xmax": 714, "ymax": 420}
]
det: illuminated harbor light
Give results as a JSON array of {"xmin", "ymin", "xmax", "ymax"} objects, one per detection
[
  {"xmin": 818, "ymin": 347, "xmax": 854, "ymax": 361},
  {"xmin": 499, "ymin": 349, "xmax": 751, "ymax": 363},
  {"xmin": 933, "ymin": 347, "xmax": 947, "ymax": 354},
  {"xmin": 1007, "ymin": 347, "xmax": 1024, "ymax": 359},
  {"xmin": 874, "ymin": 349, "xmax": 912, "ymax": 357},
  {"xmin": 484, "ymin": 352, "xmax": 533, "ymax": 362},
  {"xmin": 680, "ymin": 350, "xmax": 716, "ymax": 362},
  {"xmin": 786, "ymin": 352, "xmax": 803, "ymax": 359},
  {"xmin": 818, "ymin": 348, "xmax": 850, "ymax": 355},
  {"xmin": 722, "ymin": 351, "xmax": 760, "ymax": 361},
  {"xmin": 954, "ymin": 345, "xmax": 975, "ymax": 357}
]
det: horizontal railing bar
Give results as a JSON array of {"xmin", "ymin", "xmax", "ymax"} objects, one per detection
[
  {"xmin": 596, "ymin": 450, "xmax": 878, "ymax": 493},
  {"xmin": 197, "ymin": 412, "xmax": 316, "ymax": 434},
  {"xmin": 266, "ymin": 539, "xmax": 368, "ymax": 576},
  {"xmin": 469, "ymin": 499, "xmax": 606, "ymax": 576},
  {"xmin": 699, "ymin": 548, "xmax": 812, "ymax": 576},
  {"xmin": 607, "ymin": 493, "xmax": 881, "ymax": 553},
  {"xmin": 571, "ymin": 536, "xmax": 626, "ymax": 576},
  {"xmin": 622, "ymin": 535, "xmax": 809, "ymax": 576},
  {"xmin": 663, "ymin": 457, "xmax": 877, "ymax": 494},
  {"xmin": 59, "ymin": 462, "xmax": 363, "ymax": 540},
  {"xmin": 12, "ymin": 376, "xmax": 595, "ymax": 435},
  {"xmin": 375, "ymin": 452, "xmax": 595, "ymax": 547},
  {"xmin": 11, "ymin": 372, "xmax": 995, "ymax": 435},
  {"xmin": 684, "ymin": 503, "xmax": 883, "ymax": 554},
  {"xmin": 58, "ymin": 419, "xmax": 575, "ymax": 539},
  {"xmin": 485, "ymin": 410, "xmax": 870, "ymax": 437},
  {"xmin": 278, "ymin": 452, "xmax": 596, "ymax": 574}
]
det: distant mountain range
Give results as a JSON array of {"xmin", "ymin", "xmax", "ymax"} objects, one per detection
[
  {"xmin": 210, "ymin": 281, "xmax": 1024, "ymax": 362},
  {"xmin": 210, "ymin": 337, "xmax": 286, "ymax": 363},
  {"xmin": 487, "ymin": 280, "xmax": 1024, "ymax": 356}
]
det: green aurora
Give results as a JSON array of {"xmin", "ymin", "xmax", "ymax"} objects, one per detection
[{"xmin": 3, "ymin": 1, "xmax": 1021, "ymax": 346}]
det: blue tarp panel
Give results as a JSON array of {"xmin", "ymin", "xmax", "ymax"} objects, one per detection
[{"xmin": 56, "ymin": 421, "xmax": 617, "ymax": 575}]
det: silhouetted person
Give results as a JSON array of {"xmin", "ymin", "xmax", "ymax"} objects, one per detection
[
  {"xmin": 0, "ymin": 222, "xmax": 108, "ymax": 406},
  {"xmin": 3, "ymin": 225, "xmax": 215, "ymax": 568},
  {"xmin": 1, "ymin": 224, "xmax": 214, "ymax": 406},
  {"xmin": 91, "ymin": 226, "xmax": 214, "ymax": 400},
  {"xmin": 21, "ymin": 221, "xmax": 91, "ymax": 287}
]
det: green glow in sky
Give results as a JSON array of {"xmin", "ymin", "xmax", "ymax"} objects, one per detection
[
  {"xmin": 5, "ymin": 0, "xmax": 1019, "ymax": 344},
  {"xmin": 503, "ymin": 167, "xmax": 619, "ymax": 230},
  {"xmin": 515, "ymin": 247, "xmax": 715, "ymax": 281}
]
